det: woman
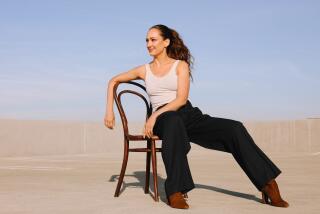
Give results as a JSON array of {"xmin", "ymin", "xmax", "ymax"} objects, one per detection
[{"xmin": 104, "ymin": 24, "xmax": 289, "ymax": 209}]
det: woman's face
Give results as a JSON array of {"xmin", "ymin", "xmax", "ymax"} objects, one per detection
[{"xmin": 146, "ymin": 28, "xmax": 170, "ymax": 57}]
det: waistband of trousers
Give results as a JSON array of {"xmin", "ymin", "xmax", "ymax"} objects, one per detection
[{"xmin": 155, "ymin": 100, "xmax": 191, "ymax": 111}]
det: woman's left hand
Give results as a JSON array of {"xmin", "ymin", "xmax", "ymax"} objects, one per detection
[{"xmin": 143, "ymin": 114, "xmax": 157, "ymax": 138}]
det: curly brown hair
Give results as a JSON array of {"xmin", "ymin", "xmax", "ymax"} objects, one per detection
[{"xmin": 149, "ymin": 24, "xmax": 194, "ymax": 80}]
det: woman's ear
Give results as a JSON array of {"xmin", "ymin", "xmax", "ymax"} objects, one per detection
[{"xmin": 164, "ymin": 38, "xmax": 170, "ymax": 48}]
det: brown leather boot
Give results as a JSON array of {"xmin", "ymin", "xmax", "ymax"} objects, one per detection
[
  {"xmin": 167, "ymin": 192, "xmax": 189, "ymax": 209},
  {"xmin": 261, "ymin": 179, "xmax": 289, "ymax": 208}
]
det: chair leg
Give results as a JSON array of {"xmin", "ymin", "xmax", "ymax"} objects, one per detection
[
  {"xmin": 151, "ymin": 140, "xmax": 159, "ymax": 202},
  {"xmin": 145, "ymin": 140, "xmax": 151, "ymax": 194},
  {"xmin": 114, "ymin": 139, "xmax": 129, "ymax": 197}
]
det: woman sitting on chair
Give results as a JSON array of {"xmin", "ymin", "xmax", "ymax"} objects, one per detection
[{"xmin": 104, "ymin": 24, "xmax": 289, "ymax": 209}]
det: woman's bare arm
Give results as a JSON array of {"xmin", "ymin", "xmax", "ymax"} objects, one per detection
[{"xmin": 104, "ymin": 65, "xmax": 145, "ymax": 129}]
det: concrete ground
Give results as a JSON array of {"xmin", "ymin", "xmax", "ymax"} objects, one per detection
[{"xmin": 0, "ymin": 147, "xmax": 319, "ymax": 214}]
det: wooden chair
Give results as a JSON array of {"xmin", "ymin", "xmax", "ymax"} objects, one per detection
[{"xmin": 113, "ymin": 80, "xmax": 161, "ymax": 201}]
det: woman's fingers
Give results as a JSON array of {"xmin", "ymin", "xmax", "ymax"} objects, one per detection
[
  {"xmin": 148, "ymin": 129, "xmax": 153, "ymax": 137},
  {"xmin": 143, "ymin": 125, "xmax": 149, "ymax": 138},
  {"xmin": 104, "ymin": 113, "xmax": 115, "ymax": 129},
  {"xmin": 111, "ymin": 118, "xmax": 115, "ymax": 128},
  {"xmin": 143, "ymin": 125, "xmax": 153, "ymax": 138},
  {"xmin": 104, "ymin": 118, "xmax": 114, "ymax": 129},
  {"xmin": 143, "ymin": 125, "xmax": 146, "ymax": 136}
]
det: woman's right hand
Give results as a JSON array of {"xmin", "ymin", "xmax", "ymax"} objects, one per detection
[{"xmin": 104, "ymin": 111, "xmax": 115, "ymax": 129}]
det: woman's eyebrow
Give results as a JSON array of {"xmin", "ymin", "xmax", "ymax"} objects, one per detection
[{"xmin": 146, "ymin": 37, "xmax": 157, "ymax": 40}]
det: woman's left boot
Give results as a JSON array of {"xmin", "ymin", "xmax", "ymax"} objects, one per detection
[{"xmin": 261, "ymin": 179, "xmax": 289, "ymax": 208}]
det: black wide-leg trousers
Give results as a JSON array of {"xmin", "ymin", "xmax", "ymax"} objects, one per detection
[{"xmin": 153, "ymin": 100, "xmax": 281, "ymax": 197}]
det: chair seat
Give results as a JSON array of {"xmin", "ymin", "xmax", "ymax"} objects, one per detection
[{"xmin": 126, "ymin": 134, "xmax": 160, "ymax": 141}]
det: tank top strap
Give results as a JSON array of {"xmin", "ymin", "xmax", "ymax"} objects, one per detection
[
  {"xmin": 145, "ymin": 63, "xmax": 152, "ymax": 79},
  {"xmin": 145, "ymin": 63, "xmax": 151, "ymax": 73},
  {"xmin": 173, "ymin": 60, "xmax": 179, "ymax": 70},
  {"xmin": 169, "ymin": 60, "xmax": 180, "ymax": 75}
]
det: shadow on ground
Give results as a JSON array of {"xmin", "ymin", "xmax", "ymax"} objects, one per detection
[{"xmin": 109, "ymin": 171, "xmax": 261, "ymax": 203}]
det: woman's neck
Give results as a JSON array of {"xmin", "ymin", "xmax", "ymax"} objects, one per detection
[{"xmin": 153, "ymin": 52, "xmax": 174, "ymax": 68}]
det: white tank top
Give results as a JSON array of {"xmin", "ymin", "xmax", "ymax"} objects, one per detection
[{"xmin": 145, "ymin": 60, "xmax": 179, "ymax": 112}]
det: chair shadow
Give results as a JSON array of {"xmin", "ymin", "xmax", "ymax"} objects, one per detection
[{"xmin": 109, "ymin": 171, "xmax": 261, "ymax": 203}]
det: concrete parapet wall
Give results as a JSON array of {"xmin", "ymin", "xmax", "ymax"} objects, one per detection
[
  {"xmin": 245, "ymin": 119, "xmax": 320, "ymax": 153},
  {"xmin": 0, "ymin": 119, "xmax": 123, "ymax": 157},
  {"xmin": 0, "ymin": 118, "xmax": 319, "ymax": 157}
]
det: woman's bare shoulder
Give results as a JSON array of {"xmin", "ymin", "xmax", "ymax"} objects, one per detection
[
  {"xmin": 129, "ymin": 63, "xmax": 148, "ymax": 80},
  {"xmin": 176, "ymin": 60, "xmax": 190, "ymax": 75},
  {"xmin": 131, "ymin": 64, "xmax": 146, "ymax": 71}
]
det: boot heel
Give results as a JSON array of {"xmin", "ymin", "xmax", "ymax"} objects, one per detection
[
  {"xmin": 166, "ymin": 197, "xmax": 171, "ymax": 205},
  {"xmin": 262, "ymin": 192, "xmax": 269, "ymax": 204},
  {"xmin": 166, "ymin": 194, "xmax": 171, "ymax": 205},
  {"xmin": 261, "ymin": 179, "xmax": 289, "ymax": 207}
]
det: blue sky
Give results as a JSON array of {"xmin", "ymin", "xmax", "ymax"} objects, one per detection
[{"xmin": 0, "ymin": 0, "xmax": 319, "ymax": 122}]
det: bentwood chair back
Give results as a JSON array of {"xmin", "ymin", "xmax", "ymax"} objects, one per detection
[{"xmin": 113, "ymin": 80, "xmax": 161, "ymax": 201}]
